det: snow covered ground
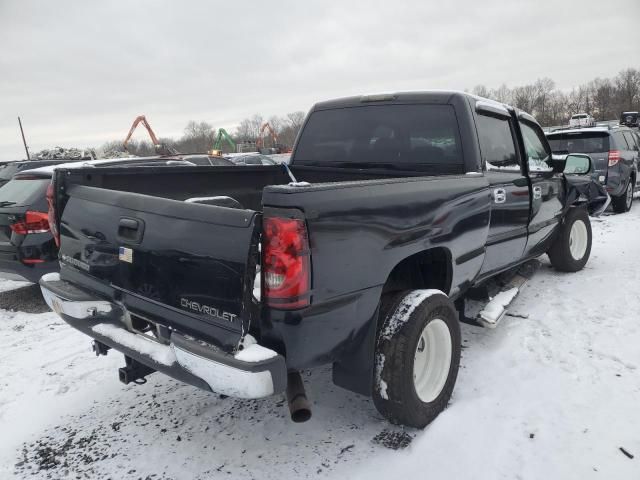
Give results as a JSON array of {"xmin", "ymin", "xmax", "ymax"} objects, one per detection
[{"xmin": 1, "ymin": 209, "xmax": 639, "ymax": 479}]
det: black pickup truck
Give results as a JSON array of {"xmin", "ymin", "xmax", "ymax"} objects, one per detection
[{"xmin": 41, "ymin": 92, "xmax": 606, "ymax": 428}]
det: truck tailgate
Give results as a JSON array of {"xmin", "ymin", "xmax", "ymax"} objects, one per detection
[{"xmin": 58, "ymin": 184, "xmax": 260, "ymax": 352}]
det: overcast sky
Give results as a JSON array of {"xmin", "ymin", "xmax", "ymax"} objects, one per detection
[{"xmin": 1, "ymin": 0, "xmax": 638, "ymax": 160}]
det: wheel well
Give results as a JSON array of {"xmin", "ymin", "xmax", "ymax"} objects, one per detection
[
  {"xmin": 381, "ymin": 248, "xmax": 453, "ymax": 297},
  {"xmin": 332, "ymin": 247, "xmax": 454, "ymax": 397}
]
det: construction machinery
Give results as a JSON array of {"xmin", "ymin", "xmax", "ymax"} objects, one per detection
[
  {"xmin": 255, "ymin": 122, "xmax": 292, "ymax": 154},
  {"xmin": 209, "ymin": 128, "xmax": 236, "ymax": 156},
  {"xmin": 123, "ymin": 115, "xmax": 178, "ymax": 156},
  {"xmin": 256, "ymin": 122, "xmax": 278, "ymax": 152}
]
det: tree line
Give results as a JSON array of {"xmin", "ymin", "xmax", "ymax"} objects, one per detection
[
  {"xmin": 100, "ymin": 111, "xmax": 306, "ymax": 157},
  {"xmin": 100, "ymin": 66, "xmax": 639, "ymax": 157},
  {"xmin": 471, "ymin": 67, "xmax": 640, "ymax": 126}
]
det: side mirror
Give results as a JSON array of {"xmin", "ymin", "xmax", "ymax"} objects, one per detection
[{"xmin": 563, "ymin": 154, "xmax": 592, "ymax": 175}]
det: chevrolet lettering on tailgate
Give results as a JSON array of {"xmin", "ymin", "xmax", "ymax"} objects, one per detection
[{"xmin": 180, "ymin": 298, "xmax": 237, "ymax": 323}]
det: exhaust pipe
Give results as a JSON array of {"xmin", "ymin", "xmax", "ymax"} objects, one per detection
[{"xmin": 286, "ymin": 371, "xmax": 312, "ymax": 423}]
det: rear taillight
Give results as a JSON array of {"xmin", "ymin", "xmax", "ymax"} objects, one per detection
[
  {"xmin": 10, "ymin": 211, "xmax": 50, "ymax": 235},
  {"xmin": 262, "ymin": 216, "xmax": 311, "ymax": 309},
  {"xmin": 46, "ymin": 183, "xmax": 60, "ymax": 246},
  {"xmin": 608, "ymin": 150, "xmax": 620, "ymax": 167}
]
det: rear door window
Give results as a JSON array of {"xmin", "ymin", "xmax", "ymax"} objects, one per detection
[
  {"xmin": 293, "ymin": 104, "xmax": 464, "ymax": 173},
  {"xmin": 0, "ymin": 177, "xmax": 50, "ymax": 207},
  {"xmin": 612, "ymin": 132, "xmax": 630, "ymax": 150},
  {"xmin": 476, "ymin": 114, "xmax": 519, "ymax": 171},
  {"xmin": 547, "ymin": 133, "xmax": 609, "ymax": 154}
]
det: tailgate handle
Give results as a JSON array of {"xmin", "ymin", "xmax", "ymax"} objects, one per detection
[{"xmin": 118, "ymin": 217, "xmax": 144, "ymax": 244}]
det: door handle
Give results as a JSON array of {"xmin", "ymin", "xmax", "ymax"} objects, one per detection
[
  {"xmin": 117, "ymin": 217, "xmax": 144, "ymax": 243},
  {"xmin": 493, "ymin": 188, "xmax": 506, "ymax": 204},
  {"xmin": 119, "ymin": 218, "xmax": 140, "ymax": 230},
  {"xmin": 533, "ymin": 186, "xmax": 542, "ymax": 200}
]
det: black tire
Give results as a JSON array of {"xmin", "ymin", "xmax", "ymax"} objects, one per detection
[
  {"xmin": 547, "ymin": 207, "xmax": 592, "ymax": 272},
  {"xmin": 611, "ymin": 179, "xmax": 633, "ymax": 213},
  {"xmin": 373, "ymin": 290, "xmax": 461, "ymax": 429}
]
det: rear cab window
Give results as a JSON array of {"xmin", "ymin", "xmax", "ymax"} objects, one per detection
[
  {"xmin": 0, "ymin": 176, "xmax": 51, "ymax": 207},
  {"xmin": 293, "ymin": 104, "xmax": 465, "ymax": 174}
]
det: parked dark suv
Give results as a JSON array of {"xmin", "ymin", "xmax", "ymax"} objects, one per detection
[
  {"xmin": 546, "ymin": 126, "xmax": 639, "ymax": 213},
  {"xmin": 620, "ymin": 111, "xmax": 639, "ymax": 128}
]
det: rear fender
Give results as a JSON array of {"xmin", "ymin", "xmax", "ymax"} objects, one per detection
[{"xmin": 332, "ymin": 247, "xmax": 454, "ymax": 397}]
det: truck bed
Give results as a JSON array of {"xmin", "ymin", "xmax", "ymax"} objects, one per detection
[{"xmin": 63, "ymin": 164, "xmax": 405, "ymax": 211}]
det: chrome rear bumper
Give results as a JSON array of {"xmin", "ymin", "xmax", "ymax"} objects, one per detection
[{"xmin": 40, "ymin": 274, "xmax": 286, "ymax": 399}]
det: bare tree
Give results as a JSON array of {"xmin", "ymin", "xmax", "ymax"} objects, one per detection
[
  {"xmin": 591, "ymin": 78, "xmax": 615, "ymax": 120},
  {"xmin": 491, "ymin": 84, "xmax": 512, "ymax": 104},
  {"xmin": 615, "ymin": 68, "xmax": 640, "ymax": 111},
  {"xmin": 512, "ymin": 85, "xmax": 537, "ymax": 113},
  {"xmin": 182, "ymin": 121, "xmax": 215, "ymax": 153},
  {"xmin": 472, "ymin": 85, "xmax": 490, "ymax": 98},
  {"xmin": 546, "ymin": 91, "xmax": 568, "ymax": 126},
  {"xmin": 286, "ymin": 111, "xmax": 306, "ymax": 131},
  {"xmin": 533, "ymin": 78, "xmax": 555, "ymax": 125},
  {"xmin": 235, "ymin": 114, "xmax": 264, "ymax": 142}
]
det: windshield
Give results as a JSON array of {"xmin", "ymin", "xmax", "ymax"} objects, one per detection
[
  {"xmin": 293, "ymin": 104, "xmax": 464, "ymax": 173},
  {"xmin": 547, "ymin": 133, "xmax": 609, "ymax": 154},
  {"xmin": 0, "ymin": 177, "xmax": 50, "ymax": 207}
]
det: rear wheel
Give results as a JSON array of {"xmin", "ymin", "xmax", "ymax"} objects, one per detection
[
  {"xmin": 548, "ymin": 207, "xmax": 592, "ymax": 272},
  {"xmin": 612, "ymin": 179, "xmax": 633, "ymax": 213},
  {"xmin": 373, "ymin": 290, "xmax": 460, "ymax": 428}
]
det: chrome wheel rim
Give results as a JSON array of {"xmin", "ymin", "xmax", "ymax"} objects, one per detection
[
  {"xmin": 413, "ymin": 319, "xmax": 452, "ymax": 403},
  {"xmin": 569, "ymin": 219, "xmax": 588, "ymax": 260},
  {"xmin": 626, "ymin": 182, "xmax": 633, "ymax": 209}
]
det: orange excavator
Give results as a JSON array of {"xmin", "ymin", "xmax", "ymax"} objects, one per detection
[
  {"xmin": 123, "ymin": 115, "xmax": 178, "ymax": 155},
  {"xmin": 255, "ymin": 122, "xmax": 278, "ymax": 151},
  {"xmin": 256, "ymin": 122, "xmax": 292, "ymax": 154}
]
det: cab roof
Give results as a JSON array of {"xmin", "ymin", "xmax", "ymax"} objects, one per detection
[{"xmin": 311, "ymin": 90, "xmax": 512, "ymax": 110}]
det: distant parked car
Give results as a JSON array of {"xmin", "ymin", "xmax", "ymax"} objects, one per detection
[
  {"xmin": 0, "ymin": 159, "xmax": 88, "ymax": 188},
  {"xmin": 546, "ymin": 125, "xmax": 639, "ymax": 213},
  {"xmin": 620, "ymin": 111, "xmax": 639, "ymax": 128},
  {"xmin": 0, "ymin": 157, "xmax": 197, "ymax": 282},
  {"xmin": 569, "ymin": 113, "xmax": 596, "ymax": 128},
  {"xmin": 227, "ymin": 154, "xmax": 277, "ymax": 165}
]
